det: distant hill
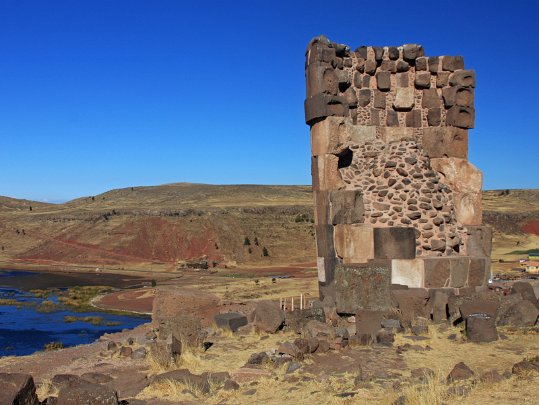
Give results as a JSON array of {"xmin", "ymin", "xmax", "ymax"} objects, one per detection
[
  {"xmin": 0, "ymin": 185, "xmax": 537, "ymax": 271},
  {"xmin": 0, "ymin": 184, "xmax": 315, "ymax": 270}
]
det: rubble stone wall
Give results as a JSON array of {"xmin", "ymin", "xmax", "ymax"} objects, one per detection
[{"xmin": 304, "ymin": 36, "xmax": 492, "ymax": 313}]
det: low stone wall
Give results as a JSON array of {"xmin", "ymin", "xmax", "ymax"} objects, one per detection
[{"xmin": 304, "ymin": 36, "xmax": 491, "ymax": 312}]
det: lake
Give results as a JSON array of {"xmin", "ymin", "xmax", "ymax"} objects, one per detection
[{"xmin": 0, "ymin": 269, "xmax": 150, "ymax": 356}]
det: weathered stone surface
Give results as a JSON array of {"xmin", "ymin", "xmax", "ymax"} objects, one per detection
[
  {"xmin": 430, "ymin": 158, "xmax": 482, "ymax": 193},
  {"xmin": 468, "ymin": 257, "xmax": 490, "ymax": 287},
  {"xmin": 391, "ymin": 288, "xmax": 429, "ymax": 327},
  {"xmin": 373, "ymin": 90, "xmax": 386, "ymax": 108},
  {"xmin": 329, "ymin": 190, "xmax": 365, "ymax": 224},
  {"xmin": 454, "ymin": 192, "xmax": 482, "ymax": 225},
  {"xmin": 334, "ymin": 262, "xmax": 391, "ymax": 313},
  {"xmin": 230, "ymin": 368, "xmax": 272, "ymax": 383},
  {"xmin": 214, "ymin": 312, "xmax": 248, "ymax": 332},
  {"xmin": 355, "ymin": 310, "xmax": 386, "ymax": 338},
  {"xmin": 422, "ymin": 88, "xmax": 441, "ymax": 109},
  {"xmin": 57, "ymin": 383, "xmax": 118, "ymax": 405},
  {"xmin": 379, "ymin": 127, "xmax": 414, "ymax": 143},
  {"xmin": 465, "ymin": 226, "xmax": 492, "ymax": 257},
  {"xmin": 498, "ymin": 300, "xmax": 539, "ymax": 327},
  {"xmin": 443, "ymin": 86, "xmax": 474, "ymax": 108},
  {"xmin": 442, "ymin": 56, "xmax": 464, "ymax": 71},
  {"xmin": 446, "ymin": 105, "xmax": 475, "ymax": 128},
  {"xmin": 312, "ymin": 154, "xmax": 345, "ymax": 191},
  {"xmin": 449, "ymin": 70, "xmax": 475, "ymax": 87},
  {"xmin": 511, "ymin": 282, "xmax": 539, "ymax": 308},
  {"xmin": 432, "ymin": 290, "xmax": 450, "ymax": 322},
  {"xmin": 285, "ymin": 308, "xmax": 325, "ymax": 333},
  {"xmin": 422, "ymin": 127, "xmax": 468, "ymax": 159},
  {"xmin": 152, "ymin": 369, "xmax": 210, "ymax": 394},
  {"xmin": 405, "ymin": 110, "xmax": 421, "ymax": 127},
  {"xmin": 449, "ymin": 257, "xmax": 470, "ymax": 288},
  {"xmin": 306, "ymin": 63, "xmax": 337, "ymax": 97},
  {"xmin": 436, "ymin": 71, "xmax": 450, "ymax": 87},
  {"xmin": 393, "ymin": 88, "xmax": 415, "ymax": 110},
  {"xmin": 357, "ymin": 89, "xmax": 372, "ymax": 107},
  {"xmin": 415, "ymin": 72, "xmax": 431, "ymax": 89},
  {"xmin": 466, "ymin": 314, "xmax": 498, "ymax": 342},
  {"xmin": 427, "ymin": 108, "xmax": 441, "ymax": 126},
  {"xmin": 403, "ymin": 44, "xmax": 424, "ymax": 61},
  {"xmin": 315, "ymin": 224, "xmax": 336, "ymax": 285},
  {"xmin": 303, "ymin": 320, "xmax": 336, "ymax": 339},
  {"xmin": 0, "ymin": 373, "xmax": 38, "ymax": 405},
  {"xmin": 248, "ymin": 300, "xmax": 285, "ymax": 333},
  {"xmin": 373, "ymin": 227, "xmax": 416, "ymax": 259},
  {"xmin": 305, "ymin": 93, "xmax": 348, "ymax": 125},
  {"xmin": 152, "ymin": 286, "xmax": 220, "ymax": 333},
  {"xmin": 447, "ymin": 362, "xmax": 474, "ymax": 382},
  {"xmin": 376, "ymin": 71, "xmax": 391, "ymax": 91},
  {"xmin": 334, "ymin": 224, "xmax": 374, "ymax": 263},
  {"xmin": 391, "ymin": 259, "xmax": 424, "ymax": 288}
]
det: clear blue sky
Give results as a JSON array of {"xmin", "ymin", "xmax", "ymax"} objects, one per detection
[{"xmin": 1, "ymin": 0, "xmax": 537, "ymax": 202}]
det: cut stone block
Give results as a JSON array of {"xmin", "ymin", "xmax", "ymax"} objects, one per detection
[
  {"xmin": 449, "ymin": 257, "xmax": 470, "ymax": 288},
  {"xmin": 334, "ymin": 262, "xmax": 392, "ymax": 313},
  {"xmin": 315, "ymin": 224, "xmax": 335, "ymax": 260},
  {"xmin": 465, "ymin": 226, "xmax": 492, "ymax": 257},
  {"xmin": 442, "ymin": 86, "xmax": 474, "ymax": 108},
  {"xmin": 442, "ymin": 56, "xmax": 464, "ymax": 71},
  {"xmin": 432, "ymin": 290, "xmax": 450, "ymax": 322},
  {"xmin": 422, "ymin": 88, "xmax": 441, "ymax": 109},
  {"xmin": 454, "ymin": 192, "xmax": 482, "ymax": 225},
  {"xmin": 391, "ymin": 259, "xmax": 425, "ymax": 288},
  {"xmin": 403, "ymin": 44, "xmax": 424, "ymax": 61},
  {"xmin": 380, "ymin": 127, "xmax": 415, "ymax": 143},
  {"xmin": 430, "ymin": 158, "xmax": 482, "ymax": 193},
  {"xmin": 329, "ymin": 190, "xmax": 365, "ymax": 224},
  {"xmin": 415, "ymin": 72, "xmax": 431, "ymax": 89},
  {"xmin": 305, "ymin": 94, "xmax": 348, "ymax": 125},
  {"xmin": 376, "ymin": 71, "xmax": 391, "ymax": 91},
  {"xmin": 468, "ymin": 257, "xmax": 490, "ymax": 287},
  {"xmin": 423, "ymin": 257, "xmax": 451, "ymax": 288},
  {"xmin": 393, "ymin": 88, "xmax": 415, "ymax": 110},
  {"xmin": 311, "ymin": 117, "xmax": 377, "ymax": 156},
  {"xmin": 311, "ymin": 154, "xmax": 346, "ymax": 191},
  {"xmin": 446, "ymin": 106, "xmax": 475, "ymax": 128},
  {"xmin": 306, "ymin": 62, "xmax": 338, "ymax": 98},
  {"xmin": 405, "ymin": 110, "xmax": 422, "ymax": 127},
  {"xmin": 449, "ymin": 70, "xmax": 475, "ymax": 87},
  {"xmin": 373, "ymin": 227, "xmax": 416, "ymax": 260},
  {"xmin": 214, "ymin": 312, "xmax": 248, "ymax": 332},
  {"xmin": 334, "ymin": 224, "xmax": 374, "ymax": 263},
  {"xmin": 422, "ymin": 127, "xmax": 468, "ymax": 159},
  {"xmin": 313, "ymin": 190, "xmax": 330, "ymax": 225}
]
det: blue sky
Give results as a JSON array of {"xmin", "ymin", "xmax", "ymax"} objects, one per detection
[{"xmin": 1, "ymin": 0, "xmax": 537, "ymax": 201}]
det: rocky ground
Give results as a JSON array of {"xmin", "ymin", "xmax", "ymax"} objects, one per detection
[{"xmin": 1, "ymin": 278, "xmax": 538, "ymax": 405}]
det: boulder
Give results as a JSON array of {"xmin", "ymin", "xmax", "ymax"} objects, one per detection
[
  {"xmin": 498, "ymin": 300, "xmax": 539, "ymax": 327},
  {"xmin": 152, "ymin": 286, "xmax": 220, "ymax": 333},
  {"xmin": 512, "ymin": 360, "xmax": 539, "ymax": 376},
  {"xmin": 214, "ymin": 312, "xmax": 248, "ymax": 332},
  {"xmin": 511, "ymin": 282, "xmax": 539, "ymax": 309},
  {"xmin": 391, "ymin": 289, "xmax": 430, "ymax": 327},
  {"xmin": 465, "ymin": 314, "xmax": 498, "ymax": 343},
  {"xmin": 248, "ymin": 301, "xmax": 285, "ymax": 333},
  {"xmin": 303, "ymin": 320, "xmax": 336, "ymax": 339},
  {"xmin": 278, "ymin": 342, "xmax": 302, "ymax": 359},
  {"xmin": 51, "ymin": 374, "xmax": 84, "ymax": 390},
  {"xmin": 284, "ymin": 308, "xmax": 325, "ymax": 333},
  {"xmin": 447, "ymin": 362, "xmax": 474, "ymax": 382},
  {"xmin": 57, "ymin": 383, "xmax": 118, "ymax": 405},
  {"xmin": 0, "ymin": 373, "xmax": 38, "ymax": 405}
]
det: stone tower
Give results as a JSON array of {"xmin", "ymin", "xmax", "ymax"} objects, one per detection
[{"xmin": 304, "ymin": 36, "xmax": 491, "ymax": 314}]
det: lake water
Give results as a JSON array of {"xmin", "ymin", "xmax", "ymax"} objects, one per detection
[{"xmin": 0, "ymin": 270, "xmax": 150, "ymax": 356}]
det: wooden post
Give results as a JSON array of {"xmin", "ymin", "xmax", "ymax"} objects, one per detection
[
  {"xmin": 291, "ymin": 297, "xmax": 294, "ymax": 311},
  {"xmin": 300, "ymin": 293, "xmax": 303, "ymax": 310}
]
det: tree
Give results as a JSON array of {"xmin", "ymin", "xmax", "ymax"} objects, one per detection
[
  {"xmin": 262, "ymin": 247, "xmax": 269, "ymax": 257},
  {"xmin": 254, "ymin": 237, "xmax": 259, "ymax": 246},
  {"xmin": 29, "ymin": 206, "xmax": 32, "ymax": 211},
  {"xmin": 243, "ymin": 237, "xmax": 251, "ymax": 246}
]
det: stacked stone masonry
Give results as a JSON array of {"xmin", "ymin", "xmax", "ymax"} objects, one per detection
[{"xmin": 305, "ymin": 36, "xmax": 492, "ymax": 313}]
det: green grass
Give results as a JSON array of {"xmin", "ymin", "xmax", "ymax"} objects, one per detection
[{"xmin": 507, "ymin": 248, "xmax": 539, "ymax": 255}]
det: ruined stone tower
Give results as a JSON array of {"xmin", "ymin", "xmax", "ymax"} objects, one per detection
[{"xmin": 304, "ymin": 36, "xmax": 492, "ymax": 314}]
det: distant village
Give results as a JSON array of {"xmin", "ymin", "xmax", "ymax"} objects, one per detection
[{"xmin": 520, "ymin": 253, "xmax": 539, "ymax": 274}]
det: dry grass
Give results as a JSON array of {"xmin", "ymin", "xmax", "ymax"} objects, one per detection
[{"xmin": 36, "ymin": 378, "xmax": 59, "ymax": 401}]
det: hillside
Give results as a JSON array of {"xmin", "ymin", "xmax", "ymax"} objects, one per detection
[
  {"xmin": 0, "ymin": 184, "xmax": 316, "ymax": 271},
  {"xmin": 0, "ymin": 185, "xmax": 537, "ymax": 272}
]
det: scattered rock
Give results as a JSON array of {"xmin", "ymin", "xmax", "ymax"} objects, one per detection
[
  {"xmin": 286, "ymin": 362, "xmax": 302, "ymax": 374},
  {"xmin": 119, "ymin": 347, "xmax": 133, "ymax": 358},
  {"xmin": 0, "ymin": 373, "xmax": 38, "ymax": 405},
  {"xmin": 246, "ymin": 351, "xmax": 269, "ymax": 366},
  {"xmin": 466, "ymin": 314, "xmax": 498, "ymax": 342},
  {"xmin": 285, "ymin": 308, "xmax": 325, "ymax": 333},
  {"xmin": 152, "ymin": 369, "xmax": 210, "ymax": 394},
  {"xmin": 303, "ymin": 320, "xmax": 336, "ymax": 339},
  {"xmin": 214, "ymin": 312, "xmax": 248, "ymax": 332},
  {"xmin": 80, "ymin": 373, "xmax": 113, "ymax": 384},
  {"xmin": 243, "ymin": 389, "xmax": 257, "ymax": 396},
  {"xmin": 512, "ymin": 360, "xmax": 539, "ymax": 376},
  {"xmin": 57, "ymin": 383, "xmax": 118, "ymax": 405},
  {"xmin": 248, "ymin": 301, "xmax": 285, "ymax": 333},
  {"xmin": 278, "ymin": 342, "xmax": 302, "ymax": 359},
  {"xmin": 447, "ymin": 362, "xmax": 474, "ymax": 382},
  {"xmin": 230, "ymin": 368, "xmax": 272, "ymax": 383},
  {"xmin": 131, "ymin": 347, "xmax": 147, "ymax": 360},
  {"xmin": 223, "ymin": 380, "xmax": 240, "ymax": 391},
  {"xmin": 480, "ymin": 369, "xmax": 504, "ymax": 384},
  {"xmin": 498, "ymin": 300, "xmax": 539, "ymax": 327}
]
